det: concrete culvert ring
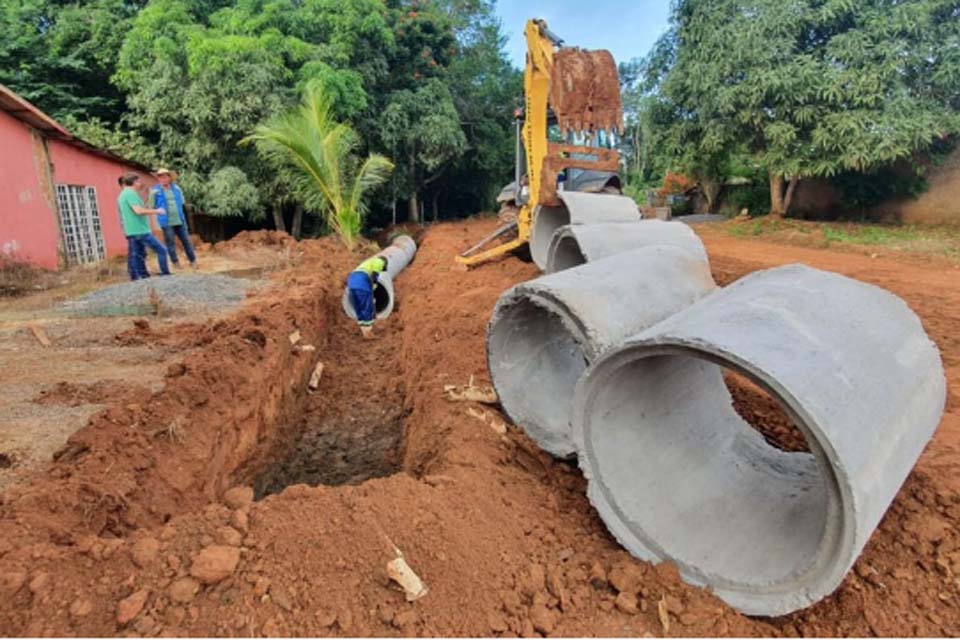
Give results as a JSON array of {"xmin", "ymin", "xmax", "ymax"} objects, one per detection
[
  {"xmin": 487, "ymin": 293, "xmax": 590, "ymax": 457},
  {"xmin": 572, "ymin": 264, "xmax": 946, "ymax": 615},
  {"xmin": 530, "ymin": 192, "xmax": 641, "ymax": 270},
  {"xmin": 575, "ymin": 346, "xmax": 847, "ymax": 615},
  {"xmin": 548, "ymin": 233, "xmax": 588, "ymax": 271},
  {"xmin": 545, "ymin": 220, "xmax": 709, "ymax": 274},
  {"xmin": 488, "ymin": 246, "xmax": 716, "ymax": 458}
]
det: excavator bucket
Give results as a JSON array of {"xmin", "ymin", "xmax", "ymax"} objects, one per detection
[{"xmin": 549, "ymin": 49, "xmax": 623, "ymax": 134}]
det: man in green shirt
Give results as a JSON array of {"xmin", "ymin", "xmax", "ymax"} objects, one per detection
[{"xmin": 117, "ymin": 172, "xmax": 170, "ymax": 279}]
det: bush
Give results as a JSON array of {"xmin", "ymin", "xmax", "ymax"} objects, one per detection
[
  {"xmin": 724, "ymin": 183, "xmax": 770, "ymax": 217},
  {"xmin": 0, "ymin": 255, "xmax": 43, "ymax": 297}
]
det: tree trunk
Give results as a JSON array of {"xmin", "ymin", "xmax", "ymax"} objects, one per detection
[
  {"xmin": 407, "ymin": 154, "xmax": 420, "ymax": 224},
  {"xmin": 407, "ymin": 193, "xmax": 420, "ymax": 224},
  {"xmin": 769, "ymin": 172, "xmax": 801, "ymax": 217},
  {"xmin": 272, "ymin": 203, "xmax": 286, "ymax": 234},
  {"xmin": 784, "ymin": 177, "xmax": 800, "ymax": 217},
  {"xmin": 702, "ymin": 179, "xmax": 721, "ymax": 214},
  {"xmin": 291, "ymin": 204, "xmax": 303, "ymax": 240},
  {"xmin": 431, "ymin": 190, "xmax": 441, "ymax": 222}
]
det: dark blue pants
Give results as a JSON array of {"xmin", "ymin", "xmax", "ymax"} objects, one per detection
[
  {"xmin": 126, "ymin": 236, "xmax": 149, "ymax": 280},
  {"xmin": 131, "ymin": 233, "xmax": 170, "ymax": 276},
  {"xmin": 347, "ymin": 271, "xmax": 375, "ymax": 326},
  {"xmin": 162, "ymin": 224, "xmax": 196, "ymax": 265}
]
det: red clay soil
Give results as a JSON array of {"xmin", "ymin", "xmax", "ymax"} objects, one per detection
[{"xmin": 0, "ymin": 219, "xmax": 958, "ymax": 637}]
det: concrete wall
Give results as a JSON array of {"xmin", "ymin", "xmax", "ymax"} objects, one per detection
[
  {"xmin": 0, "ymin": 110, "xmax": 61, "ymax": 269},
  {"xmin": 873, "ymin": 147, "xmax": 960, "ymax": 225}
]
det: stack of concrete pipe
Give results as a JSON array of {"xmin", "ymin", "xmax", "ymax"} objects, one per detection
[
  {"xmin": 487, "ymin": 228, "xmax": 945, "ymax": 615},
  {"xmin": 341, "ymin": 234, "xmax": 417, "ymax": 321}
]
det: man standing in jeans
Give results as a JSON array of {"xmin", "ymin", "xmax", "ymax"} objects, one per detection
[
  {"xmin": 118, "ymin": 172, "xmax": 170, "ymax": 278},
  {"xmin": 150, "ymin": 168, "xmax": 197, "ymax": 271}
]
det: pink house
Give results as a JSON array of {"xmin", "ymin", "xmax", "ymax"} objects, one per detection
[{"xmin": 0, "ymin": 83, "xmax": 156, "ymax": 270}]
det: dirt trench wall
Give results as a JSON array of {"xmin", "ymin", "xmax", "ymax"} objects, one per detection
[{"xmin": 0, "ymin": 259, "xmax": 344, "ymax": 543}]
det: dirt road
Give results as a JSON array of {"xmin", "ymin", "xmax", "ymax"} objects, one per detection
[{"xmin": 0, "ymin": 219, "xmax": 957, "ymax": 637}]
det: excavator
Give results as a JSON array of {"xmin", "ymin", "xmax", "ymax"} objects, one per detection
[{"xmin": 456, "ymin": 19, "xmax": 636, "ymax": 268}]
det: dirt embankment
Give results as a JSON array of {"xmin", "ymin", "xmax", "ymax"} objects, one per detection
[{"xmin": 0, "ymin": 219, "xmax": 958, "ymax": 637}]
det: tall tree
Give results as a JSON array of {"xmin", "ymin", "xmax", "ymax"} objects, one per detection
[{"xmin": 645, "ymin": 0, "xmax": 960, "ymax": 216}]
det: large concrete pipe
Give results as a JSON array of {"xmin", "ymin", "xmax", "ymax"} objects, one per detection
[
  {"xmin": 545, "ymin": 220, "xmax": 709, "ymax": 273},
  {"xmin": 487, "ymin": 245, "xmax": 716, "ymax": 458},
  {"xmin": 572, "ymin": 264, "xmax": 945, "ymax": 615},
  {"xmin": 341, "ymin": 234, "xmax": 417, "ymax": 321},
  {"xmin": 530, "ymin": 191, "xmax": 640, "ymax": 270}
]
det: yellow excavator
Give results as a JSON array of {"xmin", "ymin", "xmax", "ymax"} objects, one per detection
[{"xmin": 457, "ymin": 19, "xmax": 632, "ymax": 268}]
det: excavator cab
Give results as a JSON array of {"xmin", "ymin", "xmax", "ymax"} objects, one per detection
[{"xmin": 457, "ymin": 19, "xmax": 636, "ymax": 268}]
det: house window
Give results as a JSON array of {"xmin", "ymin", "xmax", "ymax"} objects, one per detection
[{"xmin": 55, "ymin": 185, "xmax": 106, "ymax": 266}]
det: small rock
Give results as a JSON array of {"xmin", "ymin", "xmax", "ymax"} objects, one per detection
[
  {"xmin": 270, "ymin": 586, "xmax": 293, "ymax": 612},
  {"xmin": 189, "ymin": 546, "xmax": 240, "ymax": 585},
  {"xmin": 253, "ymin": 576, "xmax": 271, "ymax": 597},
  {"xmin": 131, "ymin": 538, "xmax": 161, "ymax": 568},
  {"xmin": 392, "ymin": 609, "xmax": 418, "ymax": 629},
  {"xmin": 588, "ymin": 562, "xmax": 607, "ymax": 589},
  {"xmin": 28, "ymin": 571, "xmax": 50, "ymax": 597},
  {"xmin": 336, "ymin": 608, "xmax": 353, "ymax": 632},
  {"xmin": 222, "ymin": 486, "xmax": 254, "ymax": 510},
  {"xmin": 529, "ymin": 603, "xmax": 557, "ymax": 635},
  {"xmin": 615, "ymin": 591, "xmax": 639, "ymax": 615},
  {"xmin": 315, "ymin": 610, "xmax": 336, "ymax": 628},
  {"xmin": 167, "ymin": 554, "xmax": 181, "ymax": 573},
  {"xmin": 69, "ymin": 597, "xmax": 94, "ymax": 618},
  {"xmin": 520, "ymin": 564, "xmax": 547, "ymax": 597},
  {"xmin": 0, "ymin": 570, "xmax": 27, "ymax": 595},
  {"xmin": 215, "ymin": 527, "xmax": 243, "ymax": 547},
  {"xmin": 117, "ymin": 589, "xmax": 150, "ymax": 625},
  {"xmin": 230, "ymin": 510, "xmax": 249, "ymax": 532},
  {"xmin": 168, "ymin": 577, "xmax": 200, "ymax": 604},
  {"xmin": 487, "ymin": 611, "xmax": 509, "ymax": 633}
]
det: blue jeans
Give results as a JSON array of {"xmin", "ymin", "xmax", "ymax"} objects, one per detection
[
  {"xmin": 162, "ymin": 224, "xmax": 196, "ymax": 265},
  {"xmin": 347, "ymin": 271, "xmax": 375, "ymax": 325},
  {"xmin": 131, "ymin": 233, "xmax": 170, "ymax": 276},
  {"xmin": 126, "ymin": 236, "xmax": 149, "ymax": 280}
]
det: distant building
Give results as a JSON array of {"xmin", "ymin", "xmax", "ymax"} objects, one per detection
[{"xmin": 0, "ymin": 83, "xmax": 156, "ymax": 270}]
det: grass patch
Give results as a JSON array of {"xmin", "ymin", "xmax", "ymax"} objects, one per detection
[{"xmin": 821, "ymin": 225, "xmax": 921, "ymax": 246}]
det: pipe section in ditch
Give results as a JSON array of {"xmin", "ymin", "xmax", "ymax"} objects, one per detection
[
  {"xmin": 572, "ymin": 264, "xmax": 946, "ymax": 615},
  {"xmin": 545, "ymin": 220, "xmax": 709, "ymax": 273},
  {"xmin": 487, "ymin": 245, "xmax": 716, "ymax": 458},
  {"xmin": 530, "ymin": 191, "xmax": 640, "ymax": 270},
  {"xmin": 341, "ymin": 234, "xmax": 417, "ymax": 321}
]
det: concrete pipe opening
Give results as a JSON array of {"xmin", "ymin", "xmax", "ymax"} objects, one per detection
[
  {"xmin": 548, "ymin": 233, "xmax": 588, "ymax": 271},
  {"xmin": 572, "ymin": 264, "xmax": 945, "ymax": 615},
  {"xmin": 341, "ymin": 272, "xmax": 395, "ymax": 321},
  {"xmin": 530, "ymin": 204, "xmax": 567, "ymax": 270},
  {"xmin": 488, "ymin": 246, "xmax": 716, "ymax": 458},
  {"xmin": 545, "ymin": 221, "xmax": 709, "ymax": 274},
  {"xmin": 576, "ymin": 348, "xmax": 840, "ymax": 615},
  {"xmin": 530, "ymin": 192, "xmax": 641, "ymax": 270}
]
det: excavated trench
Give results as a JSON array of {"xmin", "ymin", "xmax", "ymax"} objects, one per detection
[{"xmin": 252, "ymin": 314, "xmax": 410, "ymax": 499}]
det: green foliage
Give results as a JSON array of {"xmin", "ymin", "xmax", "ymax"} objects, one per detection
[
  {"xmin": 639, "ymin": 0, "xmax": 960, "ymax": 215},
  {"xmin": 243, "ymin": 85, "xmax": 394, "ymax": 248},
  {"xmin": 200, "ymin": 166, "xmax": 263, "ymax": 218},
  {"xmin": 4, "ymin": 0, "xmax": 518, "ymax": 228}
]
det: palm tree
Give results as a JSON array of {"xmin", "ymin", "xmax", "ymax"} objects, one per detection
[{"xmin": 242, "ymin": 85, "xmax": 393, "ymax": 249}]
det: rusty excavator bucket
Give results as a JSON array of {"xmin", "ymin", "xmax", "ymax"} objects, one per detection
[{"xmin": 549, "ymin": 49, "xmax": 623, "ymax": 135}]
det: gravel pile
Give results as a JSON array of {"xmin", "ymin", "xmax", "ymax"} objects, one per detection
[{"xmin": 63, "ymin": 274, "xmax": 257, "ymax": 317}]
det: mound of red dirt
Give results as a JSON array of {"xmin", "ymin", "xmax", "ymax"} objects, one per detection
[{"xmin": 0, "ymin": 219, "xmax": 957, "ymax": 637}]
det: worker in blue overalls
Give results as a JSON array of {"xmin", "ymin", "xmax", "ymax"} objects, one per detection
[{"xmin": 346, "ymin": 255, "xmax": 388, "ymax": 338}]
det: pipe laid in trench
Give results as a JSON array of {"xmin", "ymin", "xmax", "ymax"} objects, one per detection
[
  {"xmin": 545, "ymin": 220, "xmax": 709, "ymax": 273},
  {"xmin": 487, "ymin": 245, "xmax": 716, "ymax": 458},
  {"xmin": 341, "ymin": 234, "xmax": 417, "ymax": 321},
  {"xmin": 530, "ymin": 191, "xmax": 640, "ymax": 270},
  {"xmin": 572, "ymin": 264, "xmax": 946, "ymax": 615}
]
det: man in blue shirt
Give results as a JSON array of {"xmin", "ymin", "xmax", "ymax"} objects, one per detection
[{"xmin": 149, "ymin": 169, "xmax": 198, "ymax": 271}]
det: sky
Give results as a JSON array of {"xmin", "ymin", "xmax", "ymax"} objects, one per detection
[{"xmin": 493, "ymin": 1, "xmax": 672, "ymax": 69}]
